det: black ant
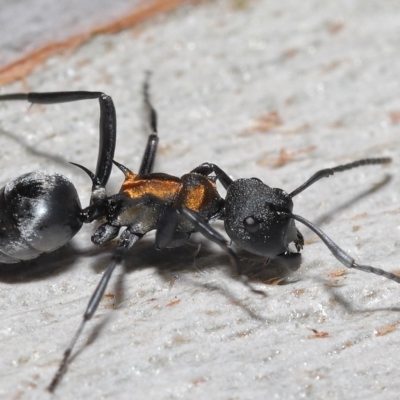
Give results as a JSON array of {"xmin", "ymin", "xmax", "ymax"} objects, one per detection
[
  {"xmin": 0, "ymin": 77, "xmax": 226, "ymax": 391},
  {"xmin": 0, "ymin": 76, "xmax": 397, "ymax": 392}
]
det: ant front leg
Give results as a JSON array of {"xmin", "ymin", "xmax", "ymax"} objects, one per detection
[
  {"xmin": 177, "ymin": 207, "xmax": 265, "ymax": 296},
  {"xmin": 0, "ymin": 91, "xmax": 117, "ymax": 201},
  {"xmin": 155, "ymin": 206, "xmax": 189, "ymax": 249}
]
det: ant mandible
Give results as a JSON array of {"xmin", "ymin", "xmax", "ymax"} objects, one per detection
[{"xmin": 0, "ymin": 75, "xmax": 397, "ymax": 393}]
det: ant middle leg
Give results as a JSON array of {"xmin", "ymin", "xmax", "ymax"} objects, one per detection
[
  {"xmin": 138, "ymin": 72, "xmax": 159, "ymax": 175},
  {"xmin": 191, "ymin": 163, "xmax": 233, "ymax": 189}
]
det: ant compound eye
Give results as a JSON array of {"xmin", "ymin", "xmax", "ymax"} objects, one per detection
[{"xmin": 243, "ymin": 216, "xmax": 261, "ymax": 233}]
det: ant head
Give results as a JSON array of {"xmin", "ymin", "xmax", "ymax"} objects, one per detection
[{"xmin": 224, "ymin": 178, "xmax": 298, "ymax": 258}]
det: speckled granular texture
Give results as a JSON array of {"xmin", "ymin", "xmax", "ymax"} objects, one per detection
[
  {"xmin": 1, "ymin": 1, "xmax": 400, "ymax": 399},
  {"xmin": 0, "ymin": 0, "xmax": 144, "ymax": 67}
]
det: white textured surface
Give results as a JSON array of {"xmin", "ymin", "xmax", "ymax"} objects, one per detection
[
  {"xmin": 1, "ymin": 1, "xmax": 400, "ymax": 399},
  {"xmin": 0, "ymin": 0, "xmax": 144, "ymax": 66}
]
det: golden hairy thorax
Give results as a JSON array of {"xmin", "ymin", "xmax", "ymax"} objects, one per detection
[
  {"xmin": 119, "ymin": 171, "xmax": 219, "ymax": 212},
  {"xmin": 120, "ymin": 171, "xmax": 181, "ymax": 202}
]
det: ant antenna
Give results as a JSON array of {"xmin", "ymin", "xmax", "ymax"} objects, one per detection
[
  {"xmin": 277, "ymin": 210, "xmax": 400, "ymax": 283},
  {"xmin": 290, "ymin": 158, "xmax": 391, "ymax": 198}
]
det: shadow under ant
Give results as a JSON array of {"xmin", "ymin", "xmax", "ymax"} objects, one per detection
[
  {"xmin": 0, "ymin": 127, "xmax": 75, "ymax": 173},
  {"xmin": 76, "ymin": 236, "xmax": 278, "ymax": 353},
  {"xmin": 0, "ymin": 244, "xmax": 81, "ymax": 283},
  {"xmin": 0, "ymin": 236, "xmax": 116, "ymax": 284},
  {"xmin": 312, "ymin": 174, "xmax": 392, "ymax": 227},
  {"xmin": 323, "ymin": 281, "xmax": 400, "ymax": 314},
  {"xmin": 92, "ymin": 233, "xmax": 302, "ymax": 322}
]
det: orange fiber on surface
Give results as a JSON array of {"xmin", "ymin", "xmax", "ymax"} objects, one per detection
[{"xmin": 0, "ymin": 0, "xmax": 202, "ymax": 85}]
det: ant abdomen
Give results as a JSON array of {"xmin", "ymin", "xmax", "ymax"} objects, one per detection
[{"xmin": 0, "ymin": 170, "xmax": 82, "ymax": 263}]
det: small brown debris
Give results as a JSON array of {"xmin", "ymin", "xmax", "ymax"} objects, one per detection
[
  {"xmin": 237, "ymin": 331, "xmax": 250, "ymax": 338},
  {"xmin": 231, "ymin": 0, "xmax": 251, "ymax": 9},
  {"xmin": 330, "ymin": 120, "xmax": 344, "ymax": 128},
  {"xmin": 256, "ymin": 145, "xmax": 315, "ymax": 168},
  {"xmin": 389, "ymin": 110, "xmax": 400, "ymax": 124},
  {"xmin": 263, "ymin": 277, "xmax": 285, "ymax": 285},
  {"xmin": 166, "ymin": 299, "xmax": 181, "ymax": 307},
  {"xmin": 327, "ymin": 22, "xmax": 344, "ymax": 34},
  {"xmin": 169, "ymin": 276, "xmax": 178, "ymax": 289},
  {"xmin": 307, "ymin": 328, "xmax": 329, "ymax": 339},
  {"xmin": 304, "ymin": 236, "xmax": 319, "ymax": 245},
  {"xmin": 327, "ymin": 269, "xmax": 346, "ymax": 277},
  {"xmin": 386, "ymin": 207, "xmax": 400, "ymax": 215},
  {"xmin": 282, "ymin": 123, "xmax": 310, "ymax": 135},
  {"xmin": 321, "ymin": 60, "xmax": 343, "ymax": 73},
  {"xmin": 324, "ymin": 279, "xmax": 343, "ymax": 287},
  {"xmin": 282, "ymin": 48, "xmax": 298, "ymax": 59},
  {"xmin": 192, "ymin": 377, "xmax": 207, "ymax": 385},
  {"xmin": 375, "ymin": 323, "xmax": 397, "ymax": 337},
  {"xmin": 292, "ymin": 288, "xmax": 306, "ymax": 297},
  {"xmin": 240, "ymin": 110, "xmax": 283, "ymax": 136},
  {"xmin": 351, "ymin": 212, "xmax": 368, "ymax": 221}
]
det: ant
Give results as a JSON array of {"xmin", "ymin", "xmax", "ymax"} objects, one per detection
[
  {"xmin": 0, "ymin": 76, "xmax": 226, "ymax": 391},
  {"xmin": 0, "ymin": 76, "xmax": 398, "ymax": 392}
]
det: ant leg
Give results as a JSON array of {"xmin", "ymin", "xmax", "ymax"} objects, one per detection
[
  {"xmin": 139, "ymin": 72, "xmax": 159, "ymax": 175},
  {"xmin": 154, "ymin": 200, "xmax": 236, "ymax": 267},
  {"xmin": 191, "ymin": 163, "xmax": 233, "ymax": 189},
  {"xmin": 48, "ymin": 230, "xmax": 142, "ymax": 393},
  {"xmin": 48, "ymin": 251, "xmax": 121, "ymax": 393},
  {"xmin": 0, "ymin": 91, "xmax": 116, "ymax": 201},
  {"xmin": 178, "ymin": 207, "xmax": 265, "ymax": 295},
  {"xmin": 290, "ymin": 158, "xmax": 391, "ymax": 198},
  {"xmin": 279, "ymin": 211, "xmax": 400, "ymax": 284},
  {"xmin": 155, "ymin": 207, "xmax": 190, "ymax": 249}
]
